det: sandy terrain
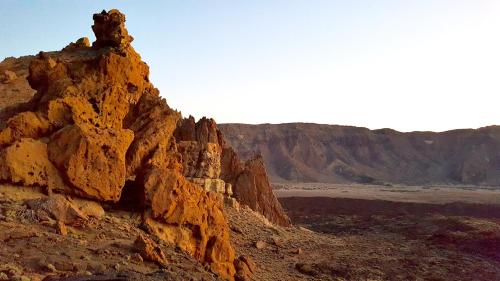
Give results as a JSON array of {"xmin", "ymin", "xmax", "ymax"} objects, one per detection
[{"xmin": 274, "ymin": 183, "xmax": 500, "ymax": 205}]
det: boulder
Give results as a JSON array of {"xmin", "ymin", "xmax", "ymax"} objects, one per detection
[
  {"xmin": 133, "ymin": 234, "xmax": 168, "ymax": 266},
  {"xmin": 62, "ymin": 37, "xmax": 91, "ymax": 51},
  {"xmin": 48, "ymin": 124, "xmax": 133, "ymax": 202},
  {"xmin": 26, "ymin": 194, "xmax": 88, "ymax": 225},
  {"xmin": 234, "ymin": 255, "xmax": 256, "ymax": 281},
  {"xmin": 0, "ymin": 138, "xmax": 64, "ymax": 191}
]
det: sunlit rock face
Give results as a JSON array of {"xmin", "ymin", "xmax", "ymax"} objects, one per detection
[{"xmin": 0, "ymin": 9, "xmax": 237, "ymax": 280}]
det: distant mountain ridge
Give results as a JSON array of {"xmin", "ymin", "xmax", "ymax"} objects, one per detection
[{"xmin": 218, "ymin": 123, "xmax": 500, "ymax": 186}]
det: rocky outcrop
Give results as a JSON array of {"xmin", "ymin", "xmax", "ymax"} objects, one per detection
[
  {"xmin": 220, "ymin": 148, "xmax": 291, "ymax": 226},
  {"xmin": 0, "ymin": 9, "xmax": 237, "ymax": 280},
  {"xmin": 219, "ymin": 123, "xmax": 500, "ymax": 186},
  {"xmin": 175, "ymin": 116, "xmax": 291, "ymax": 226}
]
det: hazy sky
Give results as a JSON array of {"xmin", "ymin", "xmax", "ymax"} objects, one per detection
[{"xmin": 1, "ymin": 1, "xmax": 499, "ymax": 132}]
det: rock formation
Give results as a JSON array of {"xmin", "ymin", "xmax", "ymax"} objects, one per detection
[
  {"xmin": 0, "ymin": 9, "xmax": 238, "ymax": 280},
  {"xmin": 220, "ymin": 146, "xmax": 292, "ymax": 226},
  {"xmin": 0, "ymin": 10, "xmax": 292, "ymax": 277},
  {"xmin": 174, "ymin": 116, "xmax": 291, "ymax": 226}
]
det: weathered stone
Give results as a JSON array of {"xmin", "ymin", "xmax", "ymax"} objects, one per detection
[
  {"xmin": 177, "ymin": 141, "xmax": 222, "ymax": 179},
  {"xmin": 133, "ymin": 234, "xmax": 168, "ymax": 266},
  {"xmin": 225, "ymin": 183, "xmax": 233, "ymax": 196},
  {"xmin": 0, "ymin": 9, "xmax": 245, "ymax": 279},
  {"xmin": 0, "ymin": 111, "xmax": 51, "ymax": 147},
  {"xmin": 0, "ymin": 70, "xmax": 16, "ymax": 84},
  {"xmin": 189, "ymin": 178, "xmax": 226, "ymax": 194},
  {"xmin": 62, "ymin": 37, "xmax": 91, "ymax": 51},
  {"xmin": 70, "ymin": 197, "xmax": 105, "ymax": 218},
  {"xmin": 56, "ymin": 221, "xmax": 68, "ymax": 236},
  {"xmin": 224, "ymin": 197, "xmax": 240, "ymax": 210},
  {"xmin": 0, "ymin": 138, "xmax": 64, "ymax": 191},
  {"xmin": 255, "ymin": 240, "xmax": 267, "ymax": 249},
  {"xmin": 234, "ymin": 255, "xmax": 256, "ymax": 281},
  {"xmin": 48, "ymin": 124, "xmax": 133, "ymax": 202},
  {"xmin": 26, "ymin": 194, "xmax": 88, "ymax": 225},
  {"xmin": 141, "ymin": 165, "xmax": 236, "ymax": 280},
  {"xmin": 221, "ymin": 151, "xmax": 291, "ymax": 226},
  {"xmin": 92, "ymin": 9, "xmax": 133, "ymax": 49}
]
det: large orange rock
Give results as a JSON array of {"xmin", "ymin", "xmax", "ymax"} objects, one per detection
[
  {"xmin": 48, "ymin": 124, "xmax": 133, "ymax": 201},
  {"xmin": 0, "ymin": 138, "xmax": 64, "ymax": 191},
  {"xmin": 0, "ymin": 111, "xmax": 51, "ymax": 147},
  {"xmin": 139, "ymin": 139, "xmax": 236, "ymax": 280}
]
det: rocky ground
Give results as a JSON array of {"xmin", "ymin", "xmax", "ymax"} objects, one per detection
[
  {"xmin": 2, "ymin": 183, "xmax": 500, "ymax": 281},
  {"xmin": 0, "ymin": 184, "xmax": 225, "ymax": 281},
  {"xmin": 278, "ymin": 196, "xmax": 500, "ymax": 281}
]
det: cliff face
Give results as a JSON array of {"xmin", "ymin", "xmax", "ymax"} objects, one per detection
[
  {"xmin": 174, "ymin": 116, "xmax": 292, "ymax": 227},
  {"xmin": 219, "ymin": 123, "xmax": 500, "ymax": 186}
]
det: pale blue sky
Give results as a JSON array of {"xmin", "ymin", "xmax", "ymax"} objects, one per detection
[{"xmin": 1, "ymin": 1, "xmax": 499, "ymax": 132}]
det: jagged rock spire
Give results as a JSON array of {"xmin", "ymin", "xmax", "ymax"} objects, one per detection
[{"xmin": 92, "ymin": 9, "xmax": 134, "ymax": 49}]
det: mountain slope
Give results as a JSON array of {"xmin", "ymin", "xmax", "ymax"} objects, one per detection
[{"xmin": 218, "ymin": 123, "xmax": 500, "ymax": 186}]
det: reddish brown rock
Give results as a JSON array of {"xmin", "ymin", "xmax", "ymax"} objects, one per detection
[
  {"xmin": 139, "ymin": 140, "xmax": 236, "ymax": 280},
  {"xmin": 48, "ymin": 124, "xmax": 133, "ymax": 202},
  {"xmin": 220, "ymin": 145, "xmax": 291, "ymax": 226},
  {"xmin": 232, "ymin": 155, "xmax": 291, "ymax": 226},
  {"xmin": 177, "ymin": 141, "xmax": 222, "ymax": 179},
  {"xmin": 175, "ymin": 116, "xmax": 291, "ymax": 226},
  {"xmin": 92, "ymin": 9, "xmax": 133, "ymax": 49},
  {"xmin": 133, "ymin": 234, "xmax": 168, "ymax": 266},
  {"xmin": 234, "ymin": 255, "xmax": 256, "ymax": 281},
  {"xmin": 0, "ymin": 70, "xmax": 17, "ymax": 84},
  {"xmin": 0, "ymin": 111, "xmax": 51, "ymax": 147},
  {"xmin": 26, "ymin": 194, "xmax": 88, "ymax": 225},
  {"xmin": 62, "ymin": 37, "xmax": 91, "ymax": 51},
  {"xmin": 0, "ymin": 138, "xmax": 64, "ymax": 191}
]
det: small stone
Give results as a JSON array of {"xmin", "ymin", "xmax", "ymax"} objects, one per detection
[
  {"xmin": 134, "ymin": 235, "xmax": 167, "ymax": 266},
  {"xmin": 46, "ymin": 263, "xmax": 57, "ymax": 272},
  {"xmin": 255, "ymin": 240, "xmax": 267, "ymax": 249},
  {"xmin": 230, "ymin": 225, "xmax": 243, "ymax": 234},
  {"xmin": 84, "ymin": 271, "xmax": 92, "ymax": 276},
  {"xmin": 56, "ymin": 221, "xmax": 68, "ymax": 236},
  {"xmin": 0, "ymin": 273, "xmax": 7, "ymax": 280},
  {"xmin": 234, "ymin": 255, "xmax": 256, "ymax": 281},
  {"xmin": 113, "ymin": 263, "xmax": 120, "ymax": 271},
  {"xmin": 131, "ymin": 253, "xmax": 143, "ymax": 263},
  {"xmin": 293, "ymin": 248, "xmax": 303, "ymax": 255},
  {"xmin": 295, "ymin": 263, "xmax": 318, "ymax": 276},
  {"xmin": 271, "ymin": 236, "xmax": 284, "ymax": 247}
]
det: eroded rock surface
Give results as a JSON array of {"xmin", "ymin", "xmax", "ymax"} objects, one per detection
[
  {"xmin": 220, "ymin": 146, "xmax": 291, "ymax": 226},
  {"xmin": 175, "ymin": 116, "xmax": 291, "ymax": 227},
  {"xmin": 0, "ymin": 9, "xmax": 238, "ymax": 280}
]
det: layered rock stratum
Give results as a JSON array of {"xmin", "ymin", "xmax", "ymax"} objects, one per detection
[
  {"xmin": 0, "ymin": 9, "xmax": 290, "ymax": 280},
  {"xmin": 219, "ymin": 123, "xmax": 500, "ymax": 186}
]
